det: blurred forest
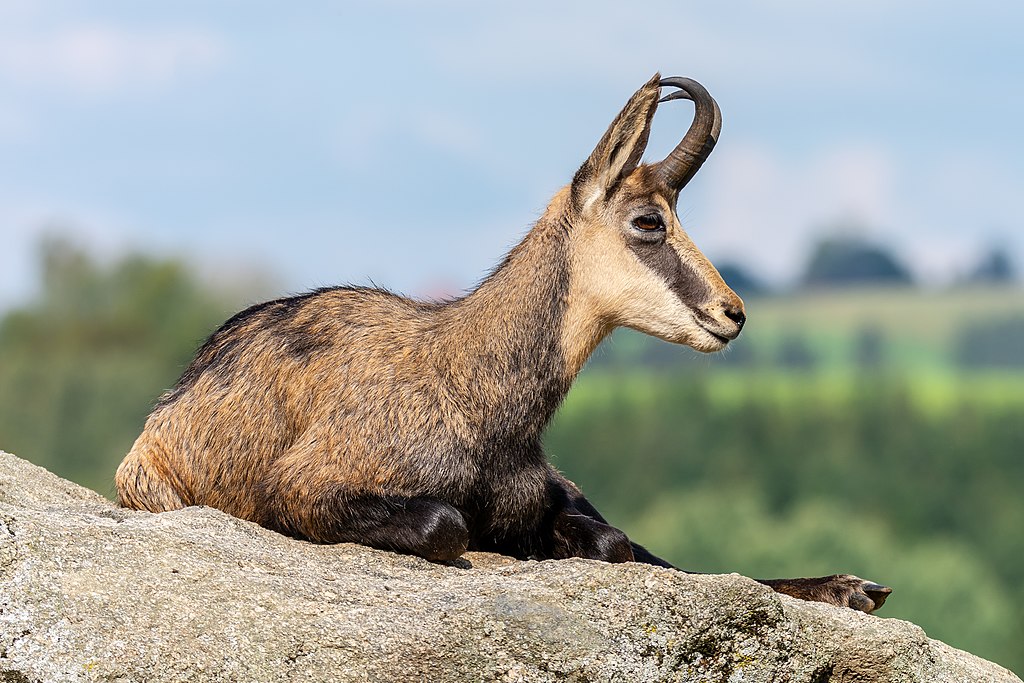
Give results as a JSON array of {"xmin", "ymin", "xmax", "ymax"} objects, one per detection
[{"xmin": 1, "ymin": 236, "xmax": 1022, "ymax": 673}]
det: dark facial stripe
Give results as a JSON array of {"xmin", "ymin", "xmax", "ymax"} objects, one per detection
[{"xmin": 627, "ymin": 239, "xmax": 711, "ymax": 309}]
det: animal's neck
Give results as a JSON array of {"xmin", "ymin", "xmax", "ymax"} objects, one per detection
[{"xmin": 437, "ymin": 197, "xmax": 608, "ymax": 443}]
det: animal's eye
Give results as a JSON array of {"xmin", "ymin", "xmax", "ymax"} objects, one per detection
[{"xmin": 632, "ymin": 214, "xmax": 665, "ymax": 231}]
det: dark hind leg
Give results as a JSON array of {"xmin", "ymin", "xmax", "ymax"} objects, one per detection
[{"xmin": 277, "ymin": 491, "xmax": 469, "ymax": 563}]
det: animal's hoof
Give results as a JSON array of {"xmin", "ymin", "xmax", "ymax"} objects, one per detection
[
  {"xmin": 761, "ymin": 574, "xmax": 893, "ymax": 614},
  {"xmin": 856, "ymin": 579, "xmax": 893, "ymax": 613}
]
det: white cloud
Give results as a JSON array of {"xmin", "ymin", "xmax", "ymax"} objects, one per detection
[
  {"xmin": 0, "ymin": 24, "xmax": 226, "ymax": 95},
  {"xmin": 897, "ymin": 154, "xmax": 1024, "ymax": 282},
  {"xmin": 694, "ymin": 141, "xmax": 901, "ymax": 283}
]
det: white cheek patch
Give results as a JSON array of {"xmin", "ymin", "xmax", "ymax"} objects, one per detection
[
  {"xmin": 585, "ymin": 239, "xmax": 702, "ymax": 342},
  {"xmin": 617, "ymin": 274, "xmax": 705, "ymax": 343},
  {"xmin": 566, "ymin": 223, "xmax": 721, "ymax": 353}
]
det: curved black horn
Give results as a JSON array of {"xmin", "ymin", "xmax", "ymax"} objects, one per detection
[{"xmin": 655, "ymin": 77, "xmax": 722, "ymax": 193}]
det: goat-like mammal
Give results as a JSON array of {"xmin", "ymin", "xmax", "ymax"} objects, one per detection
[{"xmin": 117, "ymin": 74, "xmax": 890, "ymax": 613}]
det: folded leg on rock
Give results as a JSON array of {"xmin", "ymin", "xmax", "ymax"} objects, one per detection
[
  {"xmin": 272, "ymin": 486, "xmax": 469, "ymax": 562},
  {"xmin": 543, "ymin": 469, "xmax": 891, "ymax": 613}
]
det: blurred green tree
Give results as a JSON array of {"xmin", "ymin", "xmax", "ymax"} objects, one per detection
[
  {"xmin": 953, "ymin": 316, "xmax": 1024, "ymax": 368},
  {"xmin": 802, "ymin": 236, "xmax": 913, "ymax": 288},
  {"xmin": 852, "ymin": 325, "xmax": 885, "ymax": 370},
  {"xmin": 0, "ymin": 235, "xmax": 236, "ymax": 493},
  {"xmin": 966, "ymin": 245, "xmax": 1016, "ymax": 285},
  {"xmin": 776, "ymin": 334, "xmax": 818, "ymax": 370},
  {"xmin": 715, "ymin": 262, "xmax": 767, "ymax": 299},
  {"xmin": 628, "ymin": 487, "xmax": 1020, "ymax": 667}
]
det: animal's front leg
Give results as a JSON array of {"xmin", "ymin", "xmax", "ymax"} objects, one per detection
[
  {"xmin": 548, "ymin": 508, "xmax": 635, "ymax": 563},
  {"xmin": 546, "ymin": 468, "xmax": 672, "ymax": 567},
  {"xmin": 543, "ymin": 470, "xmax": 892, "ymax": 613},
  {"xmin": 759, "ymin": 575, "xmax": 892, "ymax": 614},
  {"xmin": 540, "ymin": 469, "xmax": 640, "ymax": 564}
]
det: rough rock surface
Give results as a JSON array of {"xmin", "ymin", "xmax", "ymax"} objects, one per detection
[{"xmin": 0, "ymin": 450, "xmax": 1018, "ymax": 683}]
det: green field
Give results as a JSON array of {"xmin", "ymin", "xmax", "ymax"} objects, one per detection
[
  {"xmin": 564, "ymin": 367, "xmax": 1024, "ymax": 415},
  {"xmin": 593, "ymin": 284, "xmax": 1024, "ymax": 374}
]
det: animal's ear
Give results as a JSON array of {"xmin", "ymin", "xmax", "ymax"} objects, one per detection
[{"xmin": 572, "ymin": 73, "xmax": 661, "ymax": 209}]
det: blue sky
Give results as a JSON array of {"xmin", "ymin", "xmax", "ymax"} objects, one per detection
[{"xmin": 1, "ymin": 1, "xmax": 1022, "ymax": 307}]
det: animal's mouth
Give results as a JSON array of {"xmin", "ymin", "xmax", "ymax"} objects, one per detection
[
  {"xmin": 689, "ymin": 307, "xmax": 741, "ymax": 347},
  {"xmin": 684, "ymin": 321, "xmax": 731, "ymax": 353},
  {"xmin": 695, "ymin": 320, "xmax": 733, "ymax": 346},
  {"xmin": 703, "ymin": 326, "xmax": 731, "ymax": 345}
]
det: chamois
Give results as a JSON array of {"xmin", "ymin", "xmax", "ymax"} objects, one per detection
[{"xmin": 116, "ymin": 74, "xmax": 891, "ymax": 613}]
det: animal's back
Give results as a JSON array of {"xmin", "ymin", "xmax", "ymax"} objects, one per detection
[{"xmin": 116, "ymin": 286, "xmax": 449, "ymax": 519}]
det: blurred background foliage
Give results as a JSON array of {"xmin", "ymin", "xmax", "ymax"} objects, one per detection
[{"xmin": 0, "ymin": 234, "xmax": 1022, "ymax": 672}]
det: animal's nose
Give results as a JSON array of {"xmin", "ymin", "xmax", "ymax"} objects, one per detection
[
  {"xmin": 723, "ymin": 302, "xmax": 746, "ymax": 329},
  {"xmin": 709, "ymin": 296, "xmax": 745, "ymax": 340}
]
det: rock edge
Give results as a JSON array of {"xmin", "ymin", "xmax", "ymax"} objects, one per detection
[{"xmin": 0, "ymin": 450, "xmax": 1018, "ymax": 683}]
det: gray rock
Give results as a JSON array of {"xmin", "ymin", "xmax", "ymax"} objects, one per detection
[{"xmin": 0, "ymin": 450, "xmax": 1018, "ymax": 683}]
